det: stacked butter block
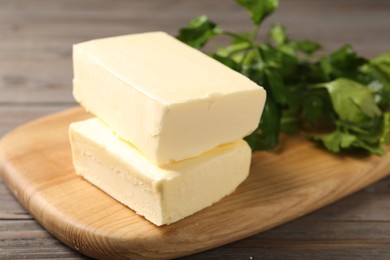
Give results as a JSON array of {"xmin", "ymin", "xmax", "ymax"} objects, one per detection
[{"xmin": 69, "ymin": 32, "xmax": 266, "ymax": 226}]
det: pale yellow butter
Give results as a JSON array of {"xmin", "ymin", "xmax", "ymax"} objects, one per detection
[
  {"xmin": 73, "ymin": 32, "xmax": 265, "ymax": 165},
  {"xmin": 69, "ymin": 118, "xmax": 251, "ymax": 226}
]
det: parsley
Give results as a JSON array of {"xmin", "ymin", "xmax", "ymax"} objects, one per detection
[{"xmin": 177, "ymin": 0, "xmax": 390, "ymax": 155}]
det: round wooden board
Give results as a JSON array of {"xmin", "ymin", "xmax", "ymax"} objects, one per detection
[{"xmin": 0, "ymin": 107, "xmax": 389, "ymax": 259}]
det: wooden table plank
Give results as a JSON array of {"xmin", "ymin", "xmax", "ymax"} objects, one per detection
[
  {"xmin": 0, "ymin": 105, "xmax": 74, "ymax": 136},
  {"xmin": 1, "ymin": 0, "xmax": 390, "ymax": 259},
  {"xmin": 2, "ymin": 176, "xmax": 390, "ymax": 259},
  {"xmin": 1, "ymin": 0, "xmax": 389, "ymax": 104}
]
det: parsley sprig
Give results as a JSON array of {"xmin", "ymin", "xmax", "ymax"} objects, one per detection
[{"xmin": 177, "ymin": 0, "xmax": 390, "ymax": 155}]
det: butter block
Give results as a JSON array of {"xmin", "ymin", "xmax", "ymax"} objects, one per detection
[
  {"xmin": 69, "ymin": 118, "xmax": 251, "ymax": 226},
  {"xmin": 73, "ymin": 31, "xmax": 265, "ymax": 165}
]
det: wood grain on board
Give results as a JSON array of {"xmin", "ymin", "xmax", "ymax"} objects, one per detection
[{"xmin": 1, "ymin": 108, "xmax": 389, "ymax": 259}]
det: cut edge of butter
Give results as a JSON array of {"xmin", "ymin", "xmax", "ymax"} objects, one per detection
[{"xmin": 69, "ymin": 118, "xmax": 252, "ymax": 226}]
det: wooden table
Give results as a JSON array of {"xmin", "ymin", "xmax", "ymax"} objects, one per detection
[{"xmin": 1, "ymin": 0, "xmax": 390, "ymax": 259}]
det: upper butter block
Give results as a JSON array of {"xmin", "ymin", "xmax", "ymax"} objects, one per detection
[{"xmin": 73, "ymin": 32, "xmax": 266, "ymax": 165}]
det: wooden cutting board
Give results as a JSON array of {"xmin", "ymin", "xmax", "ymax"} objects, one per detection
[{"xmin": 1, "ymin": 107, "xmax": 389, "ymax": 259}]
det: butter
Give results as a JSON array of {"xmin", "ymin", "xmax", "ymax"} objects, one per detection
[
  {"xmin": 69, "ymin": 118, "xmax": 251, "ymax": 226},
  {"xmin": 73, "ymin": 32, "xmax": 265, "ymax": 165}
]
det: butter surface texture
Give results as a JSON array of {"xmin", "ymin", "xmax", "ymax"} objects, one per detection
[
  {"xmin": 73, "ymin": 32, "xmax": 266, "ymax": 165},
  {"xmin": 69, "ymin": 118, "xmax": 251, "ymax": 226}
]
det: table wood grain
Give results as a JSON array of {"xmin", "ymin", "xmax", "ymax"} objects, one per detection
[{"xmin": 1, "ymin": 0, "xmax": 389, "ymax": 259}]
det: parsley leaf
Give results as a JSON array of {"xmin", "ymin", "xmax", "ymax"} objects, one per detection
[
  {"xmin": 316, "ymin": 78, "xmax": 381, "ymax": 123},
  {"xmin": 177, "ymin": 0, "xmax": 390, "ymax": 155},
  {"xmin": 314, "ymin": 130, "xmax": 357, "ymax": 153},
  {"xmin": 245, "ymin": 95, "xmax": 281, "ymax": 150},
  {"xmin": 235, "ymin": 0, "xmax": 279, "ymax": 26},
  {"xmin": 269, "ymin": 24, "xmax": 287, "ymax": 46},
  {"xmin": 176, "ymin": 15, "xmax": 221, "ymax": 48}
]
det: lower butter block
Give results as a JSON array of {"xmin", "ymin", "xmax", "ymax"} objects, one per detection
[{"xmin": 69, "ymin": 118, "xmax": 252, "ymax": 226}]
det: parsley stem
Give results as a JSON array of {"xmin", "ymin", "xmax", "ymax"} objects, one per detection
[
  {"xmin": 220, "ymin": 31, "xmax": 252, "ymax": 44},
  {"xmin": 240, "ymin": 24, "xmax": 261, "ymax": 66}
]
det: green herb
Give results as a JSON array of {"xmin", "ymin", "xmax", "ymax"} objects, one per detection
[{"xmin": 177, "ymin": 0, "xmax": 390, "ymax": 155}]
